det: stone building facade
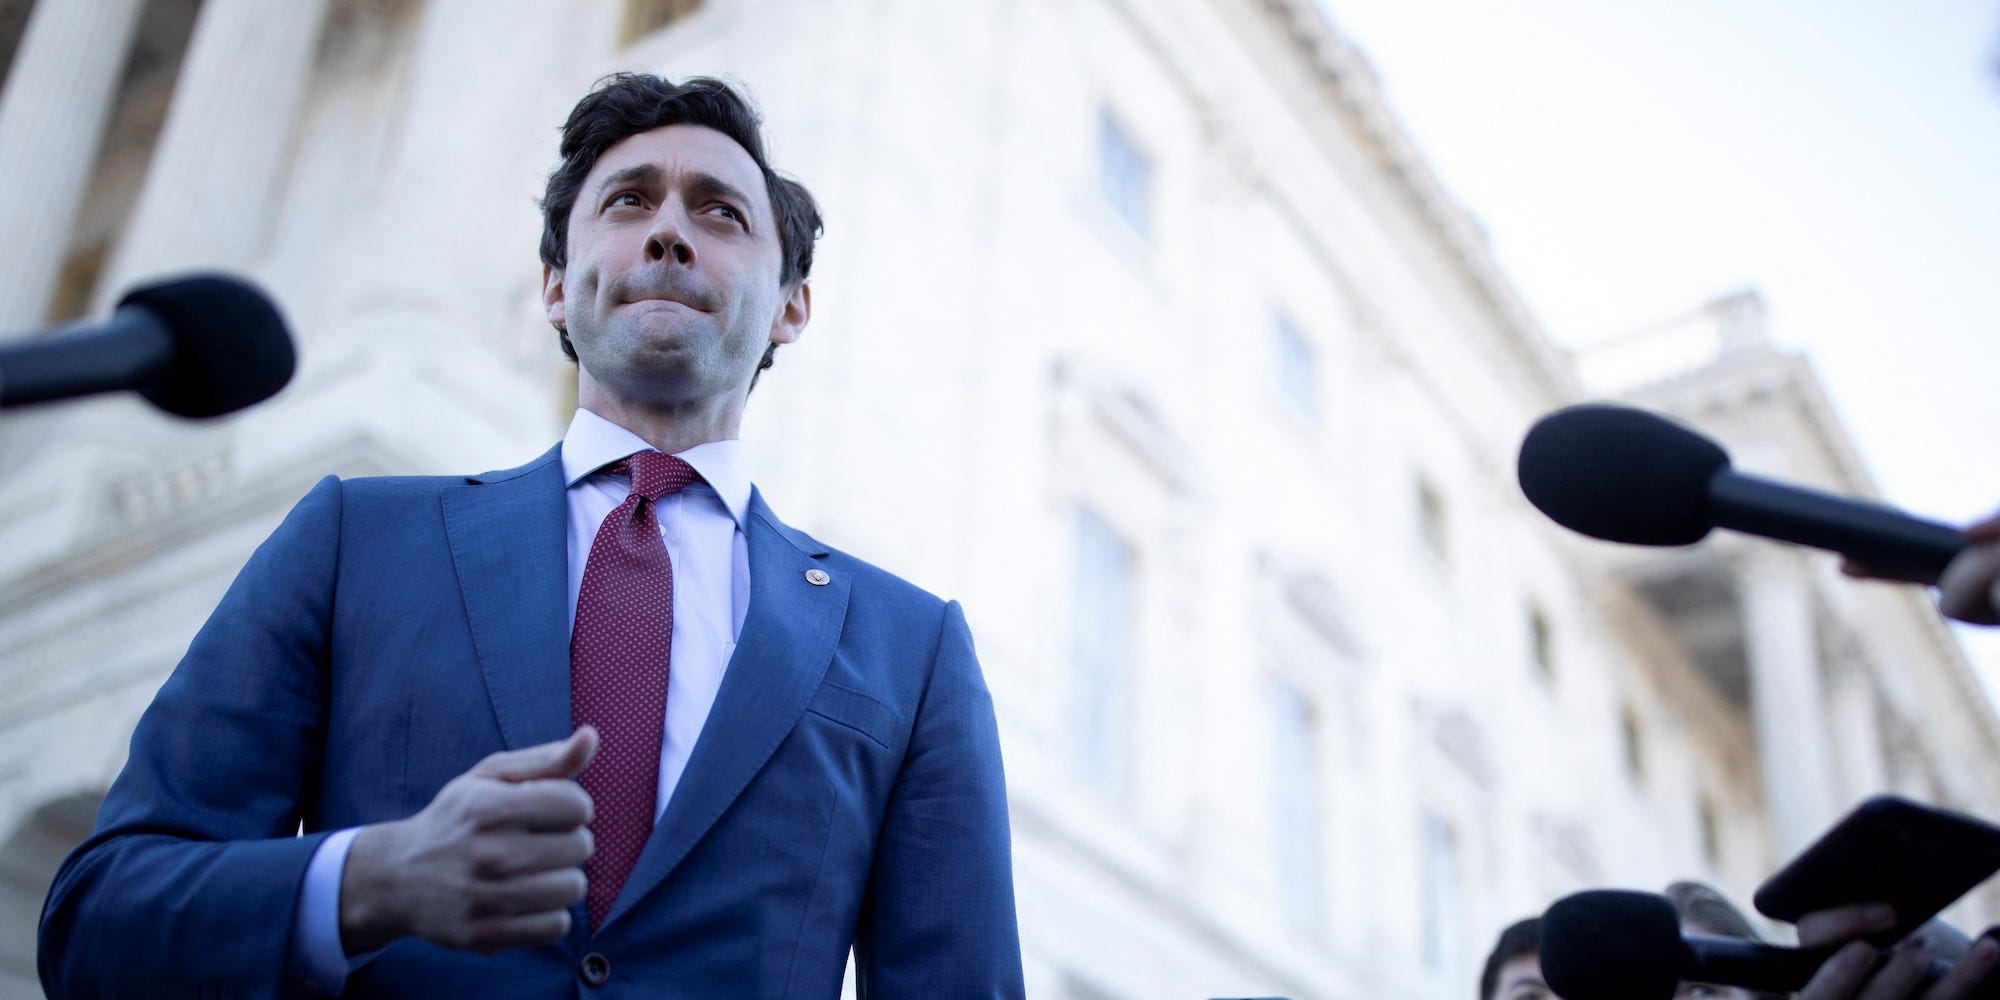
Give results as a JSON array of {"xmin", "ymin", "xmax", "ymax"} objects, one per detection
[{"xmin": 2, "ymin": 1, "xmax": 1996, "ymax": 997}]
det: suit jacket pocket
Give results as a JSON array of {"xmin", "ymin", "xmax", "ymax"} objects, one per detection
[{"xmin": 804, "ymin": 681, "xmax": 898, "ymax": 750}]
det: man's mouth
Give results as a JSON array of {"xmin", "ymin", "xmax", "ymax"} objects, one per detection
[{"xmin": 626, "ymin": 295, "xmax": 702, "ymax": 313}]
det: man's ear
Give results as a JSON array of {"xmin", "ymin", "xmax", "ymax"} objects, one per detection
[
  {"xmin": 542, "ymin": 264, "xmax": 566, "ymax": 329},
  {"xmin": 769, "ymin": 280, "xmax": 811, "ymax": 346}
]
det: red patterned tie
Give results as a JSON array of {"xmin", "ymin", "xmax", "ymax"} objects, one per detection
[{"xmin": 571, "ymin": 450, "xmax": 697, "ymax": 929}]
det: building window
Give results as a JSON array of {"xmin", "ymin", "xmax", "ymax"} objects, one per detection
[
  {"xmin": 1529, "ymin": 605, "xmax": 1555, "ymax": 682},
  {"xmin": 1621, "ymin": 704, "xmax": 1646, "ymax": 782},
  {"xmin": 1062, "ymin": 972, "xmax": 1123, "ymax": 1000},
  {"xmin": 1417, "ymin": 478, "xmax": 1449, "ymax": 563},
  {"xmin": 1268, "ymin": 679, "xmax": 1322, "ymax": 932},
  {"xmin": 1070, "ymin": 507, "xmax": 1135, "ymax": 792},
  {"xmin": 621, "ymin": 0, "xmax": 702, "ymax": 44},
  {"xmin": 0, "ymin": 5, "xmax": 31, "ymax": 84},
  {"xmin": 1418, "ymin": 814, "xmax": 1463, "ymax": 975},
  {"xmin": 45, "ymin": 240, "xmax": 109, "ymax": 324},
  {"xmin": 1096, "ymin": 112, "xmax": 1152, "ymax": 237},
  {"xmin": 1271, "ymin": 311, "xmax": 1319, "ymax": 422},
  {"xmin": 1698, "ymin": 795, "xmax": 1721, "ymax": 865}
]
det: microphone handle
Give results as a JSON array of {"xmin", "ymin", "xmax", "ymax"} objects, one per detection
[
  {"xmin": 0, "ymin": 308, "xmax": 174, "ymax": 409},
  {"xmin": 1688, "ymin": 936, "xmax": 1837, "ymax": 992},
  {"xmin": 1690, "ymin": 934, "xmax": 2000, "ymax": 996},
  {"xmin": 1708, "ymin": 469, "xmax": 1966, "ymax": 584}
]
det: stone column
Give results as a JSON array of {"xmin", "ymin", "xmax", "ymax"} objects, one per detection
[
  {"xmin": 95, "ymin": 0, "xmax": 330, "ymax": 304},
  {"xmin": 365, "ymin": 0, "xmax": 577, "ymax": 294},
  {"xmin": 0, "ymin": 0, "xmax": 150, "ymax": 329},
  {"xmin": 303, "ymin": 0, "xmax": 580, "ymax": 472},
  {"xmin": 1827, "ymin": 666, "xmax": 1890, "ymax": 803},
  {"xmin": 1739, "ymin": 549, "xmax": 1842, "ymax": 858}
]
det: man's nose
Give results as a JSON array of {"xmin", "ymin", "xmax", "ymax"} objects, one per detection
[{"xmin": 643, "ymin": 210, "xmax": 695, "ymax": 266}]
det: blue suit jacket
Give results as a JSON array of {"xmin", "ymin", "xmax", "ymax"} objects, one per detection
[{"xmin": 40, "ymin": 446, "xmax": 1024, "ymax": 998}]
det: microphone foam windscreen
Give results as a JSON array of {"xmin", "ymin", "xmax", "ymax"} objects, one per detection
[
  {"xmin": 120, "ymin": 274, "xmax": 295, "ymax": 418},
  {"xmin": 1541, "ymin": 890, "xmax": 1685, "ymax": 1000},
  {"xmin": 1516, "ymin": 404, "xmax": 1729, "ymax": 546}
]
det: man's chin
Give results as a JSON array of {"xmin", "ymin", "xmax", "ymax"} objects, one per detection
[
  {"xmin": 591, "ymin": 362, "xmax": 749, "ymax": 406},
  {"xmin": 614, "ymin": 311, "xmax": 720, "ymax": 353}
]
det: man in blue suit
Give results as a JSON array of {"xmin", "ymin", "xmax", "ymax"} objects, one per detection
[{"xmin": 40, "ymin": 74, "xmax": 1024, "ymax": 998}]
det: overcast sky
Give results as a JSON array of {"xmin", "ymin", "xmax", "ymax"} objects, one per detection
[{"xmin": 1317, "ymin": 0, "xmax": 2000, "ymax": 679}]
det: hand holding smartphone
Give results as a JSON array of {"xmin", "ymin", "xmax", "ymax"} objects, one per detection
[{"xmin": 1756, "ymin": 796, "xmax": 2000, "ymax": 946}]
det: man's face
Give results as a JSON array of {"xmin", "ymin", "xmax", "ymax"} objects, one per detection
[
  {"xmin": 544, "ymin": 124, "xmax": 808, "ymax": 418},
  {"xmin": 1494, "ymin": 953, "xmax": 1561, "ymax": 1000}
]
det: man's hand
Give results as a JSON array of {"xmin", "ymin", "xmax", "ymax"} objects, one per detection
[
  {"xmin": 1844, "ymin": 510, "xmax": 2000, "ymax": 625},
  {"xmin": 1936, "ymin": 511, "xmax": 2000, "ymax": 625},
  {"xmin": 1794, "ymin": 903, "xmax": 2000, "ymax": 999},
  {"xmin": 338, "ymin": 727, "xmax": 599, "ymax": 955}
]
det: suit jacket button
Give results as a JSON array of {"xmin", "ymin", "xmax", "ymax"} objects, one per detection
[{"xmin": 579, "ymin": 952, "xmax": 611, "ymax": 987}]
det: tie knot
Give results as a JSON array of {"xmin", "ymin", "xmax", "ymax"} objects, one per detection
[{"xmin": 616, "ymin": 451, "xmax": 699, "ymax": 501}]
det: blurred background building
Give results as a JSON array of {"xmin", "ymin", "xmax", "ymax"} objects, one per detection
[{"xmin": 2, "ymin": 1, "xmax": 1997, "ymax": 997}]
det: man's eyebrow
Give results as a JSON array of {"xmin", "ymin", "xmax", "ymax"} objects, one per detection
[
  {"xmin": 684, "ymin": 172, "xmax": 758, "ymax": 218},
  {"xmin": 592, "ymin": 164, "xmax": 662, "ymax": 203}
]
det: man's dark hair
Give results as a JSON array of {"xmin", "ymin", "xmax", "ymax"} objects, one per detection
[
  {"xmin": 1479, "ymin": 917, "xmax": 1542, "ymax": 1000},
  {"xmin": 539, "ymin": 74, "xmax": 823, "ymax": 373}
]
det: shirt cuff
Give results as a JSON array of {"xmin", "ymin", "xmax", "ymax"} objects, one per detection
[{"xmin": 291, "ymin": 826, "xmax": 363, "ymax": 994}]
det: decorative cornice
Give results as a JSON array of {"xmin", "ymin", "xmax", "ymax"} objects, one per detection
[
  {"xmin": 1249, "ymin": 0, "xmax": 1579, "ymax": 402},
  {"xmin": 0, "ymin": 430, "xmax": 410, "ymax": 618}
]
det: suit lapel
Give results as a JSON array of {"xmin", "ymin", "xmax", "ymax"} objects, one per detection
[
  {"xmin": 440, "ymin": 445, "xmax": 573, "ymax": 752},
  {"xmin": 602, "ymin": 490, "xmax": 849, "ymax": 930}
]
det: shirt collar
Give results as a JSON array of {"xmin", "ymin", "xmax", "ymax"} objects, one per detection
[{"xmin": 560, "ymin": 408, "xmax": 752, "ymax": 528}]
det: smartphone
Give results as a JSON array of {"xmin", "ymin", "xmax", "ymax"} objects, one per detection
[{"xmin": 1754, "ymin": 795, "xmax": 2000, "ymax": 943}]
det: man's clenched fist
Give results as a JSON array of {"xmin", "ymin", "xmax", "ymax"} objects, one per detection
[{"xmin": 338, "ymin": 727, "xmax": 599, "ymax": 954}]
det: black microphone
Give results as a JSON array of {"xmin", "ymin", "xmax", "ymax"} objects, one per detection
[
  {"xmin": 1542, "ymin": 890, "xmax": 1840, "ymax": 1000},
  {"xmin": 1517, "ymin": 403, "xmax": 1966, "ymax": 584},
  {"xmin": 0, "ymin": 274, "xmax": 295, "ymax": 418},
  {"xmin": 1541, "ymin": 890, "xmax": 1994, "ymax": 999}
]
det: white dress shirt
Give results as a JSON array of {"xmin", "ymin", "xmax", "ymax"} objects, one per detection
[{"xmin": 292, "ymin": 408, "xmax": 751, "ymax": 991}]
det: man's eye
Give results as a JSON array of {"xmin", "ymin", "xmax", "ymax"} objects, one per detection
[
  {"xmin": 607, "ymin": 191, "xmax": 645, "ymax": 209},
  {"xmin": 710, "ymin": 204, "xmax": 742, "ymax": 222}
]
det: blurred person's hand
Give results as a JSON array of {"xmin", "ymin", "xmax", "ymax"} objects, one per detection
[
  {"xmin": 1843, "ymin": 510, "xmax": 2000, "ymax": 625},
  {"xmin": 1936, "ymin": 511, "xmax": 2000, "ymax": 624},
  {"xmin": 1793, "ymin": 903, "xmax": 2000, "ymax": 999}
]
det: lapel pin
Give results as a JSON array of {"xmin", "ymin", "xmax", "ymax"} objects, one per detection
[{"xmin": 805, "ymin": 568, "xmax": 831, "ymax": 586}]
